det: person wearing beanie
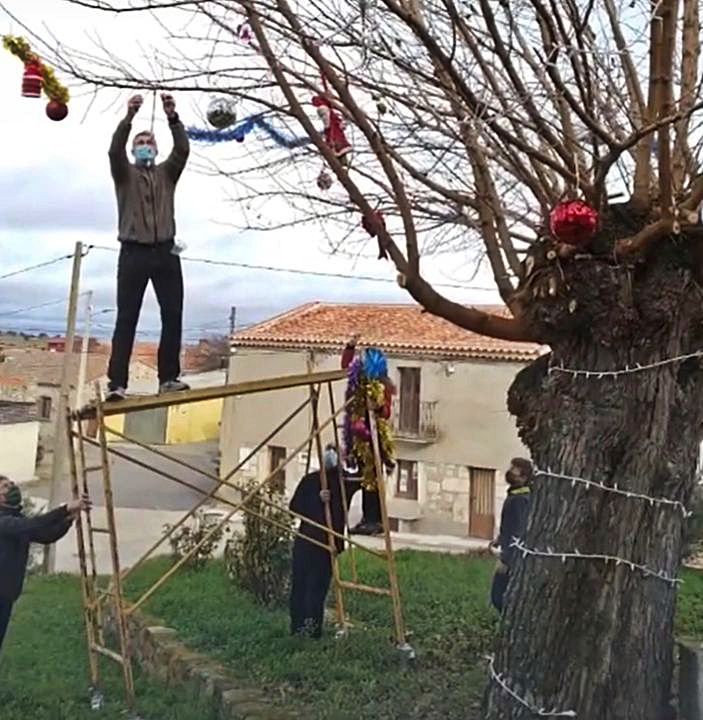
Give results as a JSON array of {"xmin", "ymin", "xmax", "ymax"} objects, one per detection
[
  {"xmin": 0, "ymin": 476, "xmax": 91, "ymax": 654},
  {"xmin": 288, "ymin": 445, "xmax": 358, "ymax": 638},
  {"xmin": 489, "ymin": 458, "xmax": 533, "ymax": 613}
]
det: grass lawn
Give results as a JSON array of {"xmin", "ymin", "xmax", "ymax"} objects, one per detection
[
  {"xmin": 3, "ymin": 553, "xmax": 702, "ymax": 720},
  {"xmin": 0, "ymin": 574, "xmax": 217, "ymax": 720}
]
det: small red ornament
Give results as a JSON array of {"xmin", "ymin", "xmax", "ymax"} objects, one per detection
[
  {"xmin": 21, "ymin": 59, "xmax": 43, "ymax": 98},
  {"xmin": 549, "ymin": 200, "xmax": 598, "ymax": 246},
  {"xmin": 46, "ymin": 100, "xmax": 68, "ymax": 121}
]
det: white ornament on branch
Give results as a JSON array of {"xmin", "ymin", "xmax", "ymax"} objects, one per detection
[
  {"xmin": 510, "ymin": 539, "xmax": 681, "ymax": 586},
  {"xmin": 534, "ymin": 468, "xmax": 692, "ymax": 518},
  {"xmin": 486, "ymin": 655, "xmax": 577, "ymax": 717}
]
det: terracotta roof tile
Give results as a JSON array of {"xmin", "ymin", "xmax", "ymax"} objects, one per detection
[
  {"xmin": 0, "ymin": 349, "xmax": 109, "ymax": 386},
  {"xmin": 232, "ymin": 302, "xmax": 542, "ymax": 362}
]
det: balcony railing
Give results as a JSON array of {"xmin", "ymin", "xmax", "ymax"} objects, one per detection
[{"xmin": 391, "ymin": 399, "xmax": 438, "ymax": 442}]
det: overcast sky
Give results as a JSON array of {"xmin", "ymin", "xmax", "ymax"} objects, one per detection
[{"xmin": 0, "ymin": 1, "xmax": 501, "ymax": 341}]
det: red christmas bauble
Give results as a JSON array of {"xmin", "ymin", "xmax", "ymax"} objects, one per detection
[
  {"xmin": 46, "ymin": 100, "xmax": 68, "ymax": 121},
  {"xmin": 549, "ymin": 200, "xmax": 598, "ymax": 246},
  {"xmin": 22, "ymin": 60, "xmax": 43, "ymax": 98}
]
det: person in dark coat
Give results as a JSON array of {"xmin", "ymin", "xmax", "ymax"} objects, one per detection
[
  {"xmin": 0, "ymin": 476, "xmax": 90, "ymax": 654},
  {"xmin": 489, "ymin": 458, "xmax": 533, "ymax": 613},
  {"xmin": 289, "ymin": 446, "xmax": 357, "ymax": 638}
]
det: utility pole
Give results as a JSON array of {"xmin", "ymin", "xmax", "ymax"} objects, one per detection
[
  {"xmin": 44, "ymin": 241, "xmax": 83, "ymax": 574},
  {"xmin": 75, "ymin": 291, "xmax": 93, "ymax": 410},
  {"xmin": 226, "ymin": 306, "xmax": 236, "ymax": 384}
]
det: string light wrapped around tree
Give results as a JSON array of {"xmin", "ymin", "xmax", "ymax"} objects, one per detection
[
  {"xmin": 2, "ymin": 35, "xmax": 70, "ymax": 121},
  {"xmin": 343, "ymin": 349, "xmax": 395, "ymax": 491},
  {"xmin": 549, "ymin": 199, "xmax": 599, "ymax": 246},
  {"xmin": 206, "ymin": 97, "xmax": 237, "ymax": 129}
]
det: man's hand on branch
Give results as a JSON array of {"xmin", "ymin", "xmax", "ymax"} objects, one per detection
[
  {"xmin": 126, "ymin": 94, "xmax": 143, "ymax": 120},
  {"xmin": 161, "ymin": 92, "xmax": 176, "ymax": 119}
]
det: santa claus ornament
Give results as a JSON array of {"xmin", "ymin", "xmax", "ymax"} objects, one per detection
[
  {"xmin": 3, "ymin": 35, "xmax": 70, "ymax": 122},
  {"xmin": 311, "ymin": 94, "xmax": 352, "ymax": 164},
  {"xmin": 549, "ymin": 199, "xmax": 598, "ymax": 246}
]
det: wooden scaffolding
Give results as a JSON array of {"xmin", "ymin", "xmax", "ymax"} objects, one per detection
[{"xmin": 68, "ymin": 369, "xmax": 413, "ymax": 709}]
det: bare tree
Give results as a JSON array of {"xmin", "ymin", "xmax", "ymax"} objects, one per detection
[{"xmin": 14, "ymin": 0, "xmax": 703, "ymax": 717}]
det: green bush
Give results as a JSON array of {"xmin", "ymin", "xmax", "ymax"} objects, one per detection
[
  {"xmin": 165, "ymin": 516, "xmax": 227, "ymax": 570},
  {"xmin": 224, "ymin": 479, "xmax": 293, "ymax": 607},
  {"xmin": 685, "ymin": 484, "xmax": 703, "ymax": 559}
]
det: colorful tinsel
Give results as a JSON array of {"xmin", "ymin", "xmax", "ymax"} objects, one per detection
[
  {"xmin": 343, "ymin": 355, "xmax": 395, "ymax": 491},
  {"xmin": 2, "ymin": 35, "xmax": 70, "ymax": 104},
  {"xmin": 186, "ymin": 113, "xmax": 310, "ymax": 147}
]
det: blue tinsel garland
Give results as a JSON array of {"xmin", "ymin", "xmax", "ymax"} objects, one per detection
[{"xmin": 186, "ymin": 113, "xmax": 310, "ymax": 148}]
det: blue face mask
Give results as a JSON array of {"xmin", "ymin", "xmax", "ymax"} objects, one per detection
[{"xmin": 134, "ymin": 145, "xmax": 156, "ymax": 165}]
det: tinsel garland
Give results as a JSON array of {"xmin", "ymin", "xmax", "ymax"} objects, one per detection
[
  {"xmin": 343, "ymin": 359, "xmax": 395, "ymax": 491},
  {"xmin": 2, "ymin": 35, "xmax": 70, "ymax": 103},
  {"xmin": 186, "ymin": 113, "xmax": 310, "ymax": 147}
]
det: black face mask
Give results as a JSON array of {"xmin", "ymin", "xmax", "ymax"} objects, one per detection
[{"xmin": 1, "ymin": 482, "xmax": 22, "ymax": 511}]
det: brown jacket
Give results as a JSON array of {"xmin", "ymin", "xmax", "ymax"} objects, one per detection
[{"xmin": 108, "ymin": 116, "xmax": 190, "ymax": 245}]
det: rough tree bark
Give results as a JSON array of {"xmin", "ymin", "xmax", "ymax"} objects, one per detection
[{"xmin": 483, "ymin": 209, "xmax": 703, "ymax": 719}]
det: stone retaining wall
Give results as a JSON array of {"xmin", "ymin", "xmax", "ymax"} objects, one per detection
[{"xmin": 105, "ymin": 607, "xmax": 299, "ymax": 719}]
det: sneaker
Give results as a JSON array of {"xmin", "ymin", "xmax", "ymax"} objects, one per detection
[
  {"xmin": 105, "ymin": 387, "xmax": 127, "ymax": 402},
  {"xmin": 158, "ymin": 379, "xmax": 190, "ymax": 394}
]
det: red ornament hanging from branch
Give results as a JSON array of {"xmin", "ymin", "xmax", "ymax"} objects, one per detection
[
  {"xmin": 3, "ymin": 35, "xmax": 70, "ymax": 122},
  {"xmin": 549, "ymin": 200, "xmax": 598, "ymax": 246},
  {"xmin": 21, "ymin": 59, "xmax": 43, "ymax": 98},
  {"xmin": 311, "ymin": 94, "xmax": 352, "ymax": 163}
]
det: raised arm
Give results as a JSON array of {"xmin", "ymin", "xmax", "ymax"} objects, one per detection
[
  {"xmin": 109, "ymin": 95, "xmax": 142, "ymax": 184},
  {"xmin": 341, "ymin": 333, "xmax": 361, "ymax": 369},
  {"xmin": 0, "ymin": 506, "xmax": 71, "ymax": 543},
  {"xmin": 161, "ymin": 93, "xmax": 190, "ymax": 183}
]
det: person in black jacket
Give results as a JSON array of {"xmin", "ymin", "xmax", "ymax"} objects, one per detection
[
  {"xmin": 288, "ymin": 445, "xmax": 358, "ymax": 638},
  {"xmin": 0, "ymin": 476, "xmax": 90, "ymax": 654},
  {"xmin": 489, "ymin": 458, "xmax": 533, "ymax": 613}
]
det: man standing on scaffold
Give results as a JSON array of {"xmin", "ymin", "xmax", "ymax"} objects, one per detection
[{"xmin": 106, "ymin": 92, "xmax": 190, "ymax": 401}]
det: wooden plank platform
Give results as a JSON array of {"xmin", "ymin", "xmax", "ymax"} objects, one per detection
[{"xmin": 75, "ymin": 369, "xmax": 347, "ymax": 419}]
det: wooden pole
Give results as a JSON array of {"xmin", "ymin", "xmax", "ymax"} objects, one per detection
[
  {"xmin": 327, "ymin": 381, "xmax": 359, "ymax": 583},
  {"xmin": 310, "ymin": 384, "xmax": 347, "ymax": 631},
  {"xmin": 95, "ymin": 388, "xmax": 135, "ymax": 706},
  {"xmin": 367, "ymin": 402, "xmax": 407, "ymax": 647},
  {"xmin": 44, "ymin": 241, "xmax": 83, "ymax": 573},
  {"xmin": 66, "ymin": 414, "xmax": 100, "ymax": 690}
]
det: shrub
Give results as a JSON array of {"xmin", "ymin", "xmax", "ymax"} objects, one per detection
[
  {"xmin": 165, "ymin": 514, "xmax": 227, "ymax": 570},
  {"xmin": 224, "ymin": 479, "xmax": 293, "ymax": 607},
  {"xmin": 684, "ymin": 483, "xmax": 703, "ymax": 559}
]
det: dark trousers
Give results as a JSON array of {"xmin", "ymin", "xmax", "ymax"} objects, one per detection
[
  {"xmin": 362, "ymin": 488, "xmax": 381, "ymax": 524},
  {"xmin": 289, "ymin": 539, "xmax": 332, "ymax": 639},
  {"xmin": 490, "ymin": 569, "xmax": 510, "ymax": 613},
  {"xmin": 0, "ymin": 599, "xmax": 14, "ymax": 656},
  {"xmin": 108, "ymin": 242, "xmax": 183, "ymax": 389}
]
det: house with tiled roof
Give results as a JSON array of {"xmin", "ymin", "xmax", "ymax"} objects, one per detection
[
  {"xmin": 0, "ymin": 348, "xmax": 157, "ymax": 453},
  {"xmin": 0, "ymin": 400, "xmax": 40, "ymax": 483},
  {"xmin": 221, "ymin": 302, "xmax": 545, "ymax": 539}
]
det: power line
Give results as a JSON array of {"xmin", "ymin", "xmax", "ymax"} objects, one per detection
[
  {"xmin": 0, "ymin": 253, "xmax": 74, "ymax": 282},
  {"xmin": 87, "ymin": 244, "xmax": 497, "ymax": 291},
  {"xmin": 0, "ymin": 292, "xmax": 91, "ymax": 319},
  {"xmin": 0, "ymin": 297, "xmax": 69, "ymax": 318}
]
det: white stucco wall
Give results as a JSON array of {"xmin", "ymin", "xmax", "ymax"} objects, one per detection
[
  {"xmin": 0, "ymin": 421, "xmax": 39, "ymax": 483},
  {"xmin": 219, "ymin": 346, "xmax": 531, "ymax": 537}
]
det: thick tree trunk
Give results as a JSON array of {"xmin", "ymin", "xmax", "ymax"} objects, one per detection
[{"xmin": 483, "ymin": 222, "xmax": 703, "ymax": 720}]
